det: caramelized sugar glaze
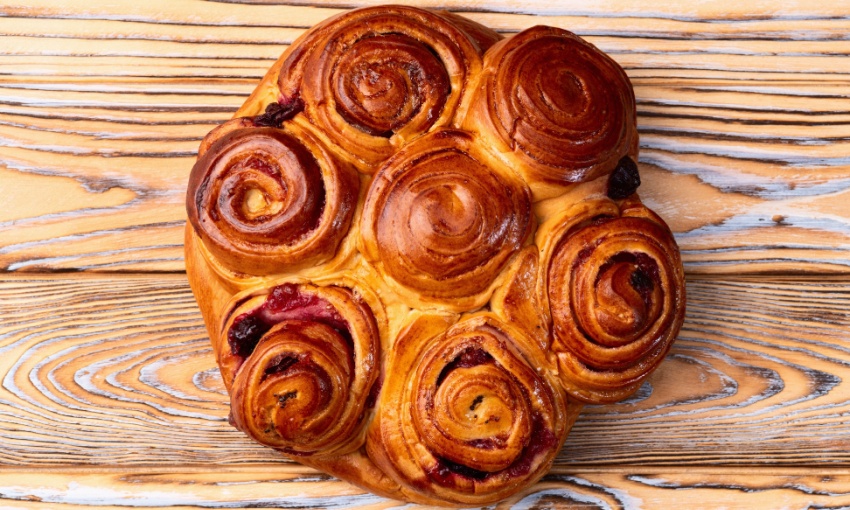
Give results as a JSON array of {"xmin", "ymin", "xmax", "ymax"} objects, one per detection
[{"xmin": 185, "ymin": 5, "xmax": 685, "ymax": 506}]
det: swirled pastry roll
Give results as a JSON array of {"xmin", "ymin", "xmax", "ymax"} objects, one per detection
[
  {"xmin": 187, "ymin": 125, "xmax": 359, "ymax": 277},
  {"xmin": 368, "ymin": 313, "xmax": 580, "ymax": 506},
  {"xmin": 217, "ymin": 278, "xmax": 383, "ymax": 456},
  {"xmin": 537, "ymin": 192, "xmax": 685, "ymax": 404},
  {"xmin": 359, "ymin": 129, "xmax": 532, "ymax": 312},
  {"xmin": 276, "ymin": 5, "xmax": 499, "ymax": 172},
  {"xmin": 464, "ymin": 26, "xmax": 638, "ymax": 200}
]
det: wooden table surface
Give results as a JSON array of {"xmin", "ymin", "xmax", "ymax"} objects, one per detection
[{"xmin": 2, "ymin": 1, "xmax": 849, "ymax": 508}]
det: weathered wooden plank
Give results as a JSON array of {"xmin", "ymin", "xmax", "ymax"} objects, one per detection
[
  {"xmin": 1, "ymin": 2, "xmax": 849, "ymax": 274},
  {"xmin": 2, "ymin": 1, "xmax": 848, "ymax": 508},
  {"xmin": 7, "ymin": 0, "xmax": 850, "ymax": 25},
  {"xmin": 3, "ymin": 466, "xmax": 850, "ymax": 509},
  {"xmin": 1, "ymin": 274, "xmax": 849, "ymax": 468}
]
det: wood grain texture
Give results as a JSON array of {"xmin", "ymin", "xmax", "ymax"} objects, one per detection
[
  {"xmin": 5, "ymin": 466, "xmax": 850, "ymax": 509},
  {"xmin": 3, "ymin": 273, "xmax": 850, "ymax": 508},
  {"xmin": 1, "ymin": 274, "xmax": 849, "ymax": 470},
  {"xmin": 3, "ymin": 1, "xmax": 850, "ymax": 507},
  {"xmin": 1, "ymin": 1, "xmax": 849, "ymax": 273}
]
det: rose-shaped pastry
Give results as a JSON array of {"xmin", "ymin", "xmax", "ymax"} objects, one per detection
[
  {"xmin": 538, "ymin": 193, "xmax": 685, "ymax": 404},
  {"xmin": 368, "ymin": 314, "xmax": 579, "ymax": 506},
  {"xmin": 184, "ymin": 6, "xmax": 686, "ymax": 506},
  {"xmin": 187, "ymin": 125, "xmax": 358, "ymax": 277},
  {"xmin": 465, "ymin": 25, "xmax": 638, "ymax": 200},
  {"xmin": 216, "ymin": 279, "xmax": 382, "ymax": 456},
  {"xmin": 359, "ymin": 129, "xmax": 532, "ymax": 312},
  {"xmin": 276, "ymin": 5, "xmax": 499, "ymax": 172}
]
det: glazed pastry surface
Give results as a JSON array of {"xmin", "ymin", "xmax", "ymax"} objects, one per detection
[{"xmin": 185, "ymin": 5, "xmax": 686, "ymax": 506}]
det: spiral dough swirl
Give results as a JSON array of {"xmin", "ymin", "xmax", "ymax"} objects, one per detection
[
  {"xmin": 220, "ymin": 282, "xmax": 380, "ymax": 456},
  {"xmin": 277, "ymin": 5, "xmax": 498, "ymax": 171},
  {"xmin": 359, "ymin": 129, "xmax": 532, "ymax": 310},
  {"xmin": 546, "ymin": 197, "xmax": 685, "ymax": 404},
  {"xmin": 187, "ymin": 127, "xmax": 358, "ymax": 276},
  {"xmin": 368, "ymin": 314, "xmax": 566, "ymax": 505},
  {"xmin": 466, "ymin": 26, "xmax": 637, "ymax": 192}
]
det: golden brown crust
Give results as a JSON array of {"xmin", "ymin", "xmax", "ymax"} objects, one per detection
[
  {"xmin": 185, "ymin": 224, "xmax": 235, "ymax": 342},
  {"xmin": 463, "ymin": 26, "xmax": 638, "ymax": 200},
  {"xmin": 367, "ymin": 313, "xmax": 576, "ymax": 506},
  {"xmin": 217, "ymin": 277, "xmax": 384, "ymax": 458},
  {"xmin": 359, "ymin": 129, "xmax": 533, "ymax": 312},
  {"xmin": 184, "ymin": 7, "xmax": 685, "ymax": 506},
  {"xmin": 537, "ymin": 193, "xmax": 686, "ymax": 404},
  {"xmin": 276, "ymin": 5, "xmax": 499, "ymax": 173},
  {"xmin": 187, "ymin": 124, "xmax": 359, "ymax": 276},
  {"xmin": 490, "ymin": 246, "xmax": 550, "ymax": 353},
  {"xmin": 436, "ymin": 10, "xmax": 502, "ymax": 55},
  {"xmin": 197, "ymin": 117, "xmax": 257, "ymax": 158},
  {"xmin": 300, "ymin": 450, "xmax": 406, "ymax": 503}
]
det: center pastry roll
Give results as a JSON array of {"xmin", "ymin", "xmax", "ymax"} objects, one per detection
[{"xmin": 359, "ymin": 129, "xmax": 533, "ymax": 312}]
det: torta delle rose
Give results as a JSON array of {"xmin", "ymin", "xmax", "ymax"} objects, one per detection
[{"xmin": 185, "ymin": 5, "xmax": 686, "ymax": 506}]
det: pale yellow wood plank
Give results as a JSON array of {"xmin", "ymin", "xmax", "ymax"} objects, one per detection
[
  {"xmin": 3, "ymin": 466, "xmax": 850, "ymax": 509},
  {"xmin": 0, "ymin": 275, "xmax": 849, "ymax": 468},
  {"xmin": 0, "ymin": 17, "xmax": 305, "ymax": 45},
  {"xmin": 6, "ymin": 0, "xmax": 850, "ymax": 22}
]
